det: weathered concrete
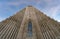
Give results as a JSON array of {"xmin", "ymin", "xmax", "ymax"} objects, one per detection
[{"xmin": 0, "ymin": 6, "xmax": 60, "ymax": 39}]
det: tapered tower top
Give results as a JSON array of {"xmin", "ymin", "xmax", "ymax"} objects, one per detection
[{"xmin": 27, "ymin": 5, "xmax": 33, "ymax": 7}]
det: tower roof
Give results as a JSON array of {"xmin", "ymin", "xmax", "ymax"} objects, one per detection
[{"xmin": 27, "ymin": 5, "xmax": 33, "ymax": 7}]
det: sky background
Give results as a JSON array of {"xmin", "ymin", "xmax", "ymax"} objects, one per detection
[{"xmin": 0, "ymin": 0, "xmax": 60, "ymax": 22}]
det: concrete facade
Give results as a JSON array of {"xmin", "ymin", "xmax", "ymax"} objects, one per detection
[{"xmin": 0, "ymin": 6, "xmax": 60, "ymax": 39}]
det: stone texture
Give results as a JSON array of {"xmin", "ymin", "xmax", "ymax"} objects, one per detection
[{"xmin": 0, "ymin": 6, "xmax": 60, "ymax": 39}]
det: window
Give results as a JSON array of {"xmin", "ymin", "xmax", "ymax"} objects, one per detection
[{"xmin": 27, "ymin": 21, "xmax": 32, "ymax": 37}]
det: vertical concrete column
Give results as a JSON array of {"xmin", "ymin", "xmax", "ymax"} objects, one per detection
[
  {"xmin": 32, "ymin": 21, "xmax": 37, "ymax": 39},
  {"xmin": 29, "ymin": 7, "xmax": 43, "ymax": 39},
  {"xmin": 16, "ymin": 7, "xmax": 30, "ymax": 39}
]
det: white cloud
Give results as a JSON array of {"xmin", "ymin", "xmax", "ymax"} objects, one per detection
[
  {"xmin": 7, "ymin": 1, "xmax": 27, "ymax": 6},
  {"xmin": 0, "ymin": 1, "xmax": 28, "ymax": 6},
  {"xmin": 0, "ymin": 17, "xmax": 5, "ymax": 22},
  {"xmin": 49, "ymin": 6, "xmax": 60, "ymax": 17},
  {"xmin": 58, "ymin": 20, "xmax": 60, "ymax": 22}
]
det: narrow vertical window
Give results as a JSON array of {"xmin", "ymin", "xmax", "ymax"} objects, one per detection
[{"xmin": 28, "ymin": 21, "xmax": 32, "ymax": 37}]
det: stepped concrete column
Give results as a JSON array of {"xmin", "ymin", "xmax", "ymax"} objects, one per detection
[
  {"xmin": 27, "ymin": 7, "xmax": 43, "ymax": 39},
  {"xmin": 16, "ymin": 7, "xmax": 30, "ymax": 39}
]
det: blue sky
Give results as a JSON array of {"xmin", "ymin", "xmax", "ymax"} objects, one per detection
[{"xmin": 0, "ymin": 0, "xmax": 60, "ymax": 22}]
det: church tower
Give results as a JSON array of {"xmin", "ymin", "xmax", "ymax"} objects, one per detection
[{"xmin": 0, "ymin": 6, "xmax": 60, "ymax": 39}]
